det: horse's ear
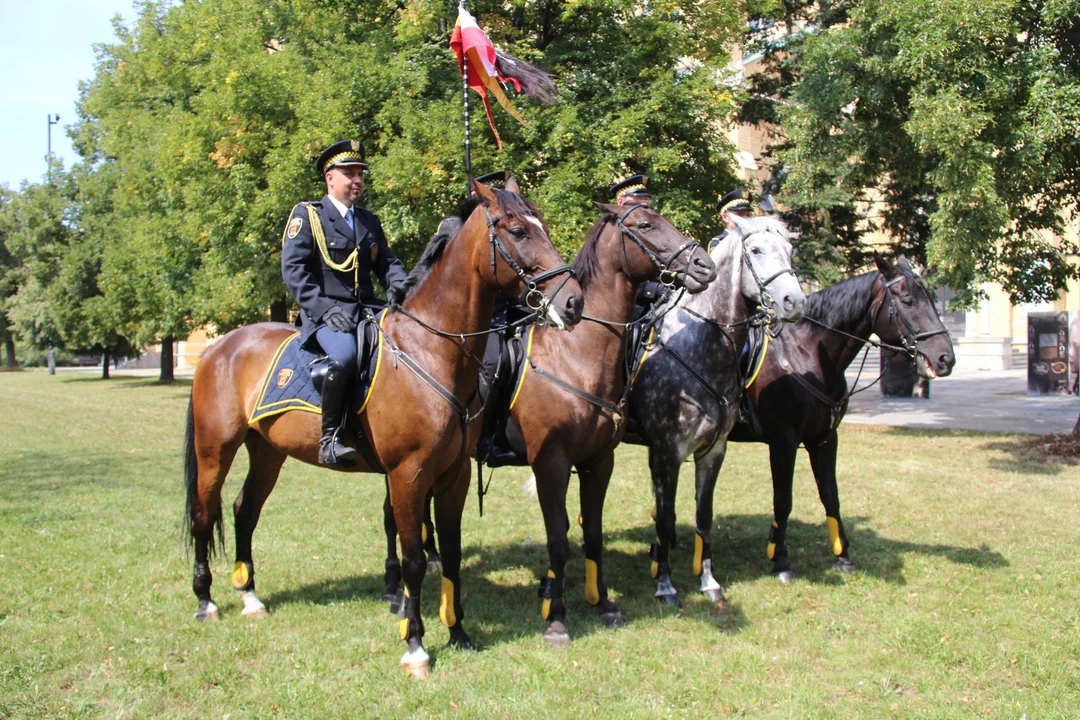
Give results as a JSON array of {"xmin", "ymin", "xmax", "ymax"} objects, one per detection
[
  {"xmin": 874, "ymin": 252, "xmax": 899, "ymax": 279},
  {"xmin": 728, "ymin": 212, "xmax": 754, "ymax": 234},
  {"xmin": 593, "ymin": 201, "xmax": 621, "ymax": 216},
  {"xmin": 504, "ymin": 176, "xmax": 521, "ymax": 194},
  {"xmin": 471, "ymin": 176, "xmax": 496, "ymax": 203}
]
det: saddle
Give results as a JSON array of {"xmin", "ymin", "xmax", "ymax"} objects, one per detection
[
  {"xmin": 250, "ymin": 308, "xmax": 386, "ymax": 470},
  {"xmin": 474, "ymin": 298, "xmax": 533, "ymax": 468}
]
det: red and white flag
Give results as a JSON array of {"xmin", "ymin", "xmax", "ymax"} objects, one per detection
[{"xmin": 450, "ymin": 5, "xmax": 527, "ymax": 149}]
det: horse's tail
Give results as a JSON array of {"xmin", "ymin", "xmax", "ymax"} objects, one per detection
[{"xmin": 183, "ymin": 393, "xmax": 224, "ymax": 557}]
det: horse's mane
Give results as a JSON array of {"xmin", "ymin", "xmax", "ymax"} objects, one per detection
[
  {"xmin": 572, "ymin": 216, "xmax": 613, "ymax": 290},
  {"xmin": 389, "ymin": 189, "xmax": 542, "ymax": 305},
  {"xmin": 802, "ymin": 271, "xmax": 878, "ymax": 328}
]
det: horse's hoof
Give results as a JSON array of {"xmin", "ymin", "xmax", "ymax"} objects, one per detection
[
  {"xmin": 704, "ymin": 588, "xmax": 726, "ymax": 605},
  {"xmin": 599, "ymin": 611, "xmax": 625, "ymax": 628},
  {"xmin": 543, "ymin": 621, "xmax": 572, "ymax": 648},
  {"xmin": 241, "ymin": 607, "xmax": 269, "ymax": 619},
  {"xmin": 775, "ymin": 570, "xmax": 797, "ymax": 584},
  {"xmin": 834, "ymin": 558, "xmax": 857, "ymax": 574},
  {"xmin": 427, "ymin": 559, "xmax": 443, "ymax": 575},
  {"xmin": 402, "ymin": 660, "xmax": 431, "ymax": 679},
  {"xmin": 194, "ymin": 601, "xmax": 219, "ymax": 622},
  {"xmin": 446, "ymin": 637, "xmax": 475, "ymax": 652},
  {"xmin": 655, "ymin": 593, "xmax": 680, "ymax": 607}
]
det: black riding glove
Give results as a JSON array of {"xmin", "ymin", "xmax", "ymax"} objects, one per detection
[{"xmin": 322, "ymin": 306, "xmax": 356, "ymax": 334}]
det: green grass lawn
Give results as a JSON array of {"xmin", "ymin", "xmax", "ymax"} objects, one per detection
[{"xmin": 2, "ymin": 371, "xmax": 1078, "ymax": 718}]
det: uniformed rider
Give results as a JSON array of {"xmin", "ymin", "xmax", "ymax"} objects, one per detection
[
  {"xmin": 708, "ymin": 188, "xmax": 754, "ymax": 252},
  {"xmin": 281, "ymin": 139, "xmax": 407, "ymax": 467}
]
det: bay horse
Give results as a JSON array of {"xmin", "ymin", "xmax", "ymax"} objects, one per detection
[
  {"xmin": 504, "ymin": 200, "xmax": 717, "ymax": 646},
  {"xmin": 626, "ymin": 214, "xmax": 806, "ymax": 605},
  {"xmin": 183, "ymin": 178, "xmax": 583, "ymax": 678},
  {"xmin": 726, "ymin": 254, "xmax": 955, "ymax": 581}
]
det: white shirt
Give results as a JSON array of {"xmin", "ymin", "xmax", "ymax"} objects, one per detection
[{"xmin": 326, "ymin": 194, "xmax": 352, "ymax": 221}]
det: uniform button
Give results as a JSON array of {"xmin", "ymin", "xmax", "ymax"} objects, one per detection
[{"xmin": 330, "ymin": 242, "xmax": 335, "ymax": 246}]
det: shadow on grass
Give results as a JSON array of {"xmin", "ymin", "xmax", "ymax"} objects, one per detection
[
  {"xmin": 604, "ymin": 514, "xmax": 1007, "ymax": 589},
  {"xmin": 58, "ymin": 375, "xmax": 194, "ymax": 390},
  {"xmin": 264, "ymin": 536, "xmax": 751, "ymax": 651},
  {"xmin": 980, "ymin": 435, "xmax": 1079, "ymax": 475}
]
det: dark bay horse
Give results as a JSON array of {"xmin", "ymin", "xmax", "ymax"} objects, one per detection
[
  {"xmin": 183, "ymin": 178, "xmax": 583, "ymax": 678},
  {"xmin": 626, "ymin": 214, "xmax": 806, "ymax": 605},
  {"xmin": 726, "ymin": 255, "xmax": 955, "ymax": 581},
  {"xmin": 506, "ymin": 201, "xmax": 717, "ymax": 646}
]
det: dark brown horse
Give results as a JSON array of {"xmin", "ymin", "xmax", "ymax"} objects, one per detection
[
  {"xmin": 506, "ymin": 201, "xmax": 716, "ymax": 645},
  {"xmin": 183, "ymin": 179, "xmax": 582, "ymax": 677},
  {"xmin": 727, "ymin": 255, "xmax": 955, "ymax": 581}
]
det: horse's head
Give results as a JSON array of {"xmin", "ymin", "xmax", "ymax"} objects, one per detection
[
  {"xmin": 872, "ymin": 255, "xmax": 956, "ymax": 378},
  {"xmin": 471, "ymin": 177, "xmax": 583, "ymax": 329},
  {"xmin": 728, "ymin": 214, "xmax": 806, "ymax": 322},
  {"xmin": 594, "ymin": 202, "xmax": 716, "ymax": 292}
]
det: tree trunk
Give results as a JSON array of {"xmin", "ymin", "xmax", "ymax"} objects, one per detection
[
  {"xmin": 160, "ymin": 335, "xmax": 175, "ymax": 383},
  {"xmin": 1072, "ymin": 409, "xmax": 1079, "ymax": 435},
  {"xmin": 270, "ymin": 297, "xmax": 288, "ymax": 323},
  {"xmin": 102, "ymin": 351, "xmax": 110, "ymax": 380},
  {"xmin": 3, "ymin": 336, "xmax": 16, "ymax": 368}
]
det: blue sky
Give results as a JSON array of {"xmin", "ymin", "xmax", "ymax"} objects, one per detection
[{"xmin": 0, "ymin": 0, "xmax": 134, "ymax": 188}]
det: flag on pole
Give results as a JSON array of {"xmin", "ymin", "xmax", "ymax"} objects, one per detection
[{"xmin": 450, "ymin": 5, "xmax": 537, "ymax": 149}]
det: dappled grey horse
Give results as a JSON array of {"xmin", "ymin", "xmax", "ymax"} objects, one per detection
[{"xmin": 626, "ymin": 214, "xmax": 806, "ymax": 605}]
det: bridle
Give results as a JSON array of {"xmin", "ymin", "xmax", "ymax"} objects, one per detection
[
  {"xmin": 614, "ymin": 204, "xmax": 701, "ymax": 289},
  {"xmin": 484, "ymin": 206, "xmax": 575, "ymax": 324},
  {"xmin": 736, "ymin": 226, "xmax": 799, "ymax": 336},
  {"xmin": 872, "ymin": 274, "xmax": 951, "ymax": 360}
]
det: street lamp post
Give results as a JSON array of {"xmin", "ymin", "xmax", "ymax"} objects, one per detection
[{"xmin": 46, "ymin": 113, "xmax": 60, "ymax": 184}]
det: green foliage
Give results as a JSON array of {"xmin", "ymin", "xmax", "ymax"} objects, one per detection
[
  {"xmin": 71, "ymin": 0, "xmax": 743, "ymax": 335},
  {"xmin": 742, "ymin": 0, "xmax": 1080, "ymax": 303}
]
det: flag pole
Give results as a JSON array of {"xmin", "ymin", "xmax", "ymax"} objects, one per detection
[{"xmin": 461, "ymin": 3, "xmax": 472, "ymax": 194}]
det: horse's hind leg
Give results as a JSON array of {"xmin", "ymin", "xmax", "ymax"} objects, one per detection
[
  {"xmin": 692, "ymin": 441, "xmax": 728, "ymax": 604},
  {"xmin": 433, "ymin": 461, "xmax": 472, "ymax": 651},
  {"xmin": 388, "ymin": 464, "xmax": 433, "ymax": 678},
  {"xmin": 185, "ymin": 401, "xmax": 245, "ymax": 622},
  {"xmin": 806, "ymin": 431, "xmax": 854, "ymax": 573},
  {"xmin": 577, "ymin": 451, "xmax": 624, "ymax": 627},
  {"xmin": 231, "ymin": 430, "xmax": 287, "ymax": 618},
  {"xmin": 768, "ymin": 440, "xmax": 798, "ymax": 583},
  {"xmin": 649, "ymin": 444, "xmax": 682, "ymax": 606},
  {"xmin": 423, "ymin": 490, "xmax": 441, "ymax": 574},
  {"xmin": 382, "ymin": 478, "xmax": 402, "ymax": 606}
]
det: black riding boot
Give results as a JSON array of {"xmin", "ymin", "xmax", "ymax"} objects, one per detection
[{"xmin": 318, "ymin": 361, "xmax": 357, "ymax": 467}]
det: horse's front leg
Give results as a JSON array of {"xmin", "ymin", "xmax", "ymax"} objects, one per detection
[
  {"xmin": 693, "ymin": 439, "xmax": 728, "ymax": 604},
  {"xmin": 768, "ymin": 440, "xmax": 798, "ymax": 583},
  {"xmin": 388, "ymin": 466, "xmax": 431, "ymax": 678},
  {"xmin": 649, "ymin": 443, "xmax": 682, "ymax": 606},
  {"xmin": 433, "ymin": 460, "xmax": 472, "ymax": 651},
  {"xmin": 382, "ymin": 477, "xmax": 402, "ymax": 607},
  {"xmin": 577, "ymin": 451, "xmax": 624, "ymax": 627},
  {"xmin": 806, "ymin": 430, "xmax": 855, "ymax": 573},
  {"xmin": 533, "ymin": 450, "xmax": 574, "ymax": 646}
]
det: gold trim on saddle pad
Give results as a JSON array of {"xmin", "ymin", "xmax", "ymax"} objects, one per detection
[{"xmin": 508, "ymin": 325, "xmax": 536, "ymax": 411}]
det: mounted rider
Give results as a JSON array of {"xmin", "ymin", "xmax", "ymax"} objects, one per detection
[
  {"xmin": 708, "ymin": 189, "xmax": 754, "ymax": 252},
  {"xmin": 280, "ymin": 139, "xmax": 407, "ymax": 467}
]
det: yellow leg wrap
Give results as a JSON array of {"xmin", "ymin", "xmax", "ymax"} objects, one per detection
[
  {"xmin": 767, "ymin": 542, "xmax": 776, "ymax": 560},
  {"xmin": 827, "ymin": 516, "xmax": 843, "ymax": 556},
  {"xmin": 693, "ymin": 535, "xmax": 704, "ymax": 577},
  {"xmin": 577, "ymin": 513, "xmax": 583, "ymax": 527},
  {"xmin": 422, "ymin": 523, "xmax": 428, "ymax": 544},
  {"xmin": 585, "ymin": 560, "xmax": 600, "ymax": 606},
  {"xmin": 541, "ymin": 569, "xmax": 555, "ymax": 620},
  {"xmin": 231, "ymin": 561, "xmax": 250, "ymax": 590},
  {"xmin": 399, "ymin": 618, "xmax": 409, "ymax": 640},
  {"xmin": 439, "ymin": 577, "xmax": 456, "ymax": 627},
  {"xmin": 650, "ymin": 502, "xmax": 657, "ymax": 521}
]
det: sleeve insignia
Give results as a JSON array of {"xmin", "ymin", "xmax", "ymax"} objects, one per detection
[
  {"xmin": 370, "ymin": 243, "xmax": 379, "ymax": 262},
  {"xmin": 287, "ymin": 217, "xmax": 304, "ymax": 239}
]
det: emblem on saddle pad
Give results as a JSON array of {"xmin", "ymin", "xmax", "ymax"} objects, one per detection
[
  {"xmin": 287, "ymin": 217, "xmax": 303, "ymax": 239},
  {"xmin": 276, "ymin": 368, "xmax": 294, "ymax": 388}
]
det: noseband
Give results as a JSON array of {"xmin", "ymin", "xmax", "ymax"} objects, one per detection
[
  {"xmin": 615, "ymin": 204, "xmax": 702, "ymax": 288},
  {"xmin": 873, "ymin": 274, "xmax": 951, "ymax": 358},
  {"xmin": 484, "ymin": 206, "xmax": 575, "ymax": 323}
]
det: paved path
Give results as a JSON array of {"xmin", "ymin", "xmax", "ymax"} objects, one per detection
[{"xmin": 843, "ymin": 367, "xmax": 1078, "ymax": 435}]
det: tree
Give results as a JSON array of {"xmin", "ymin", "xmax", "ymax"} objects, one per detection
[
  {"xmin": 741, "ymin": 0, "xmax": 1080, "ymax": 305},
  {"xmin": 0, "ymin": 185, "xmax": 22, "ymax": 368}
]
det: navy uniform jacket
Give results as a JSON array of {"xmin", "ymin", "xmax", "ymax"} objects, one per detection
[
  {"xmin": 281, "ymin": 195, "xmax": 407, "ymax": 348},
  {"xmin": 708, "ymin": 229, "xmax": 729, "ymax": 252}
]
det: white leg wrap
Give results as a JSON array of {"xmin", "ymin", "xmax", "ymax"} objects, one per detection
[
  {"xmin": 240, "ymin": 591, "xmax": 267, "ymax": 616},
  {"xmin": 401, "ymin": 645, "xmax": 430, "ymax": 666},
  {"xmin": 699, "ymin": 560, "xmax": 722, "ymax": 592}
]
